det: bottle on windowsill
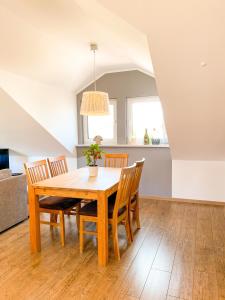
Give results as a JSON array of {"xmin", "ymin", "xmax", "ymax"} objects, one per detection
[{"xmin": 144, "ymin": 128, "xmax": 151, "ymax": 145}]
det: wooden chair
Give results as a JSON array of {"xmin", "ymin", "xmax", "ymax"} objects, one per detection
[
  {"xmin": 79, "ymin": 164, "xmax": 136, "ymax": 260},
  {"xmin": 47, "ymin": 155, "xmax": 68, "ymax": 177},
  {"xmin": 24, "ymin": 159, "xmax": 81, "ymax": 247},
  {"xmin": 129, "ymin": 158, "xmax": 145, "ymax": 240},
  {"xmin": 47, "ymin": 155, "xmax": 81, "ymax": 229},
  {"xmin": 104, "ymin": 153, "xmax": 128, "ymax": 168}
]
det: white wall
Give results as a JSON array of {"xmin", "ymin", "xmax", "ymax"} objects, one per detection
[
  {"xmin": 9, "ymin": 150, "xmax": 28, "ymax": 173},
  {"xmin": 172, "ymin": 160, "xmax": 225, "ymax": 202},
  {"xmin": 0, "ymin": 70, "xmax": 77, "ymax": 152},
  {"xmin": 8, "ymin": 153, "xmax": 77, "ymax": 173}
]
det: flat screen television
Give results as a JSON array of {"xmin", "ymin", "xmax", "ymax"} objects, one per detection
[{"xmin": 0, "ymin": 149, "xmax": 9, "ymax": 170}]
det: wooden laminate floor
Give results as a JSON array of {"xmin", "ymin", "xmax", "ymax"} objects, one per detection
[{"xmin": 1, "ymin": 199, "xmax": 225, "ymax": 300}]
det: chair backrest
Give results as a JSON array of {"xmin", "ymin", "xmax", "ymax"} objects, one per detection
[
  {"xmin": 104, "ymin": 153, "xmax": 128, "ymax": 168},
  {"xmin": 131, "ymin": 158, "xmax": 145, "ymax": 198},
  {"xmin": 47, "ymin": 155, "xmax": 68, "ymax": 177},
  {"xmin": 24, "ymin": 159, "xmax": 49, "ymax": 185},
  {"xmin": 113, "ymin": 164, "xmax": 136, "ymax": 219}
]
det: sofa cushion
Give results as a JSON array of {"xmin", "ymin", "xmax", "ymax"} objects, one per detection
[{"xmin": 0, "ymin": 169, "xmax": 12, "ymax": 181}]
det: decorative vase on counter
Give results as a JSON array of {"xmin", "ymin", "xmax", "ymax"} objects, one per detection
[
  {"xmin": 152, "ymin": 128, "xmax": 160, "ymax": 145},
  {"xmin": 93, "ymin": 135, "xmax": 103, "ymax": 145},
  {"xmin": 89, "ymin": 165, "xmax": 98, "ymax": 177}
]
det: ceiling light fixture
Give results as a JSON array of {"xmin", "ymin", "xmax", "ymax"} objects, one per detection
[{"xmin": 80, "ymin": 43, "xmax": 109, "ymax": 116}]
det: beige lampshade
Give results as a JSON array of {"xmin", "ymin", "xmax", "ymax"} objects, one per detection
[{"xmin": 80, "ymin": 91, "xmax": 110, "ymax": 116}]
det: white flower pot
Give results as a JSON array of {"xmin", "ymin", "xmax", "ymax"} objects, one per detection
[{"xmin": 89, "ymin": 166, "xmax": 98, "ymax": 177}]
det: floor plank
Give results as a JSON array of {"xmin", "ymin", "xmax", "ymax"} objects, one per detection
[
  {"xmin": 193, "ymin": 271, "xmax": 218, "ymax": 300},
  {"xmin": 168, "ymin": 204, "xmax": 197, "ymax": 300},
  {"xmin": 216, "ymin": 272, "xmax": 225, "ymax": 300},
  {"xmin": 168, "ymin": 262, "xmax": 194, "ymax": 300},
  {"xmin": 140, "ymin": 268, "xmax": 171, "ymax": 300},
  {"xmin": 195, "ymin": 205, "xmax": 216, "ymax": 273},
  {"xmin": 152, "ymin": 203, "xmax": 184, "ymax": 273},
  {"xmin": 211, "ymin": 206, "xmax": 225, "ymax": 248}
]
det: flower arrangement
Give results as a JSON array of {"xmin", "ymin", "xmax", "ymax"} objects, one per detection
[{"xmin": 83, "ymin": 144, "xmax": 104, "ymax": 167}]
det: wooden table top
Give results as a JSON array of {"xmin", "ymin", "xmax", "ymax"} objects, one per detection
[{"xmin": 32, "ymin": 167, "xmax": 121, "ymax": 192}]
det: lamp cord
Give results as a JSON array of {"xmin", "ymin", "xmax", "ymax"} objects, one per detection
[{"xmin": 93, "ymin": 49, "xmax": 96, "ymax": 91}]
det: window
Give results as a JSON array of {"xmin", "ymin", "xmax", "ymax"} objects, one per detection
[
  {"xmin": 83, "ymin": 100, "xmax": 117, "ymax": 144},
  {"xmin": 127, "ymin": 97, "xmax": 168, "ymax": 144}
]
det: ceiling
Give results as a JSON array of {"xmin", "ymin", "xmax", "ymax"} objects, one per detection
[
  {"xmin": 1, "ymin": 0, "xmax": 225, "ymax": 160},
  {"xmin": 0, "ymin": 0, "xmax": 153, "ymax": 91},
  {"xmin": 98, "ymin": 0, "xmax": 225, "ymax": 160}
]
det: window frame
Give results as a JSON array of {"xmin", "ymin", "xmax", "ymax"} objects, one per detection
[
  {"xmin": 127, "ymin": 96, "xmax": 168, "ymax": 145},
  {"xmin": 83, "ymin": 99, "xmax": 117, "ymax": 145}
]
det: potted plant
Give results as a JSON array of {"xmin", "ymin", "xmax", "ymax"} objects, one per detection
[{"xmin": 83, "ymin": 144, "xmax": 104, "ymax": 177}]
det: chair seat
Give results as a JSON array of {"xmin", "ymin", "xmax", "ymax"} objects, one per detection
[
  {"xmin": 39, "ymin": 196, "xmax": 81, "ymax": 210},
  {"xmin": 109, "ymin": 192, "xmax": 136, "ymax": 204},
  {"xmin": 79, "ymin": 198, "xmax": 126, "ymax": 218},
  {"xmin": 108, "ymin": 191, "xmax": 117, "ymax": 202}
]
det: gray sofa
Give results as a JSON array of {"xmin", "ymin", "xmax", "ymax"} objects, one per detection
[{"xmin": 0, "ymin": 169, "xmax": 28, "ymax": 232}]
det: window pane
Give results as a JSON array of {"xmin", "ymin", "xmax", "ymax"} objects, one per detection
[
  {"xmin": 129, "ymin": 98, "xmax": 168, "ymax": 144},
  {"xmin": 87, "ymin": 104, "xmax": 114, "ymax": 139}
]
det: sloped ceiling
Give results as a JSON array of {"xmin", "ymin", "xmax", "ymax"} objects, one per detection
[
  {"xmin": 0, "ymin": 88, "xmax": 71, "ymax": 156},
  {"xmin": 0, "ymin": 70, "xmax": 77, "ymax": 153},
  {"xmin": 0, "ymin": 0, "xmax": 152, "ymax": 91},
  {"xmin": 1, "ymin": 0, "xmax": 224, "ymax": 161},
  {"xmin": 98, "ymin": 0, "xmax": 225, "ymax": 160}
]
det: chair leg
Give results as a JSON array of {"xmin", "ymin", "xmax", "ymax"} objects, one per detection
[
  {"xmin": 80, "ymin": 217, "xmax": 84, "ymax": 254},
  {"xmin": 135, "ymin": 197, "xmax": 141, "ymax": 229},
  {"xmin": 125, "ymin": 214, "xmax": 132, "ymax": 245},
  {"xmin": 128, "ymin": 208, "xmax": 134, "ymax": 242},
  {"xmin": 112, "ymin": 222, "xmax": 120, "ymax": 260},
  {"xmin": 50, "ymin": 213, "xmax": 58, "ymax": 230},
  {"xmin": 50, "ymin": 213, "xmax": 54, "ymax": 230},
  {"xmin": 54, "ymin": 214, "xmax": 58, "ymax": 223},
  {"xmin": 76, "ymin": 203, "xmax": 81, "ymax": 233},
  {"xmin": 59, "ymin": 211, "xmax": 65, "ymax": 247}
]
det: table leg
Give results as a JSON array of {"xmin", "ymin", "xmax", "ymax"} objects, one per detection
[
  {"xmin": 97, "ymin": 191, "xmax": 108, "ymax": 266},
  {"xmin": 28, "ymin": 186, "xmax": 41, "ymax": 252}
]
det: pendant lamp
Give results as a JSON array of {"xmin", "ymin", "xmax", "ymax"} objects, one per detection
[{"xmin": 80, "ymin": 43, "xmax": 109, "ymax": 116}]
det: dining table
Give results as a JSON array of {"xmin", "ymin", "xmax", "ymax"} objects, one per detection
[{"xmin": 28, "ymin": 166, "xmax": 121, "ymax": 267}]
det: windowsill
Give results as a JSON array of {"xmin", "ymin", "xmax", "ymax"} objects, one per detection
[{"xmin": 75, "ymin": 144, "xmax": 169, "ymax": 148}]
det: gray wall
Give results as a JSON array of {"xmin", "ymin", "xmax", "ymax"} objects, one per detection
[
  {"xmin": 77, "ymin": 70, "xmax": 158, "ymax": 144},
  {"xmin": 76, "ymin": 146, "xmax": 172, "ymax": 197}
]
